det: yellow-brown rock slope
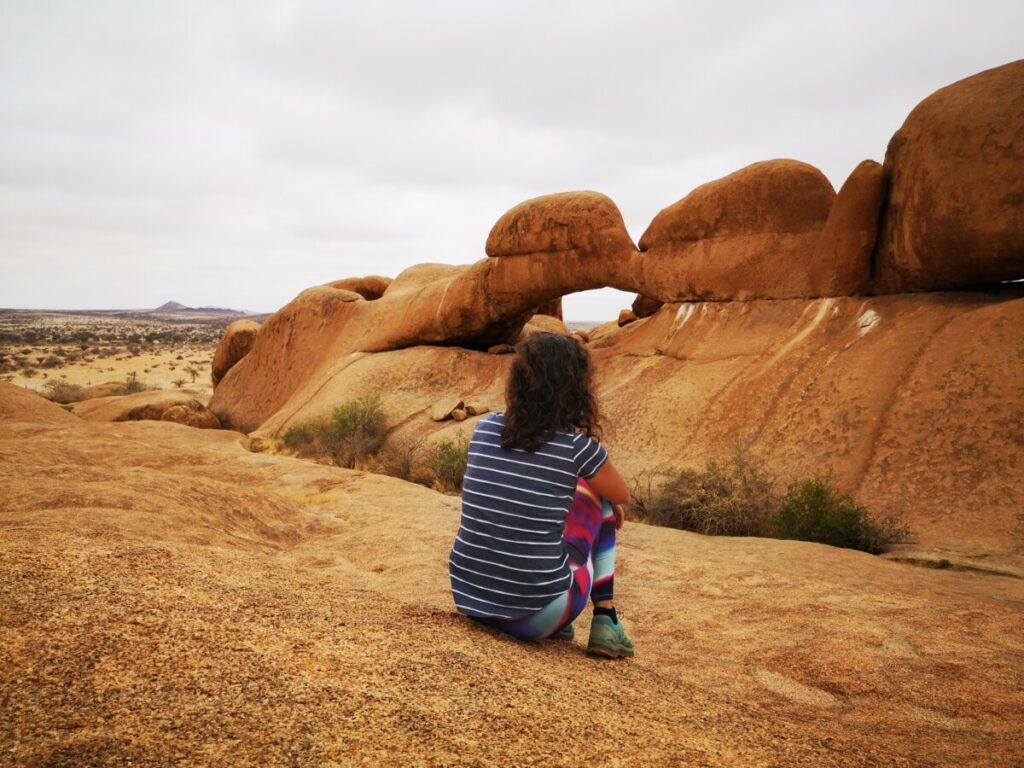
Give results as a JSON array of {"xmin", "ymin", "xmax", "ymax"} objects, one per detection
[{"xmin": 2, "ymin": 385, "xmax": 1023, "ymax": 766}]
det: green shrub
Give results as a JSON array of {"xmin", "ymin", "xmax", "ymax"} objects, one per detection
[
  {"xmin": 630, "ymin": 446, "xmax": 909, "ymax": 554},
  {"xmin": 630, "ymin": 445, "xmax": 778, "ymax": 537},
  {"xmin": 282, "ymin": 395, "xmax": 387, "ymax": 469},
  {"xmin": 425, "ymin": 433, "xmax": 470, "ymax": 493},
  {"xmin": 774, "ymin": 477, "xmax": 908, "ymax": 554}
]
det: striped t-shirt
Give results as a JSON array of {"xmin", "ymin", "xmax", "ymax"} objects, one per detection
[{"xmin": 448, "ymin": 411, "xmax": 610, "ymax": 619}]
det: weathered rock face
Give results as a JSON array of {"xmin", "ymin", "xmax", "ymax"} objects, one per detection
[
  {"xmin": 325, "ymin": 275, "xmax": 392, "ymax": 300},
  {"xmin": 210, "ymin": 285, "xmax": 365, "ymax": 431},
  {"xmin": 631, "ymin": 294, "xmax": 663, "ymax": 318},
  {"xmin": 245, "ymin": 288, "xmax": 1024, "ymax": 568},
  {"xmin": 588, "ymin": 287, "xmax": 1024, "ymax": 564},
  {"xmin": 534, "ymin": 297, "xmax": 563, "ymax": 320},
  {"xmin": 74, "ymin": 388, "xmax": 219, "ymax": 428},
  {"xmin": 641, "ymin": 160, "xmax": 835, "ymax": 247},
  {"xmin": 161, "ymin": 401, "xmax": 221, "ymax": 429},
  {"xmin": 636, "ymin": 160, "xmax": 839, "ymax": 301},
  {"xmin": 485, "ymin": 191, "xmax": 636, "ymax": 259},
  {"xmin": 875, "ymin": 60, "xmax": 1024, "ymax": 292},
  {"xmin": 812, "ymin": 160, "xmax": 885, "ymax": 296},
  {"xmin": 519, "ymin": 313, "xmax": 572, "ymax": 339},
  {"xmin": 0, "ymin": 382, "xmax": 79, "ymax": 424},
  {"xmin": 212, "ymin": 319, "xmax": 262, "ymax": 387},
  {"xmin": 617, "ymin": 309, "xmax": 638, "ymax": 327}
]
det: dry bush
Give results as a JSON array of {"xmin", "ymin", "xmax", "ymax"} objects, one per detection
[
  {"xmin": 629, "ymin": 444, "xmax": 909, "ymax": 553},
  {"xmin": 629, "ymin": 445, "xmax": 778, "ymax": 537},
  {"xmin": 43, "ymin": 380, "xmax": 85, "ymax": 404},
  {"xmin": 375, "ymin": 437, "xmax": 429, "ymax": 484}
]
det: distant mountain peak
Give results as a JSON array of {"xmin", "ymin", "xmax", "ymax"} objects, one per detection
[{"xmin": 155, "ymin": 301, "xmax": 189, "ymax": 311}]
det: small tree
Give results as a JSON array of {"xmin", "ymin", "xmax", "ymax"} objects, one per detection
[{"xmin": 185, "ymin": 365, "xmax": 200, "ymax": 383}]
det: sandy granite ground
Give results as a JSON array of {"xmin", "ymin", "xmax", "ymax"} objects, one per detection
[{"xmin": 1, "ymin": 387, "xmax": 1022, "ymax": 766}]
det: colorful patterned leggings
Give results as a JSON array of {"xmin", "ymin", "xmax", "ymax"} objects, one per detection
[{"xmin": 483, "ymin": 478, "xmax": 617, "ymax": 641}]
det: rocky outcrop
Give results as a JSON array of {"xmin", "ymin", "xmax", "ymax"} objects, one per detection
[
  {"xmin": 161, "ymin": 401, "xmax": 222, "ymax": 429},
  {"xmin": 812, "ymin": 160, "xmax": 885, "ymax": 296},
  {"xmin": 325, "ymin": 275, "xmax": 392, "ymax": 300},
  {"xmin": 637, "ymin": 160, "xmax": 837, "ymax": 300},
  {"xmin": 874, "ymin": 60, "xmax": 1024, "ymax": 292},
  {"xmin": 75, "ymin": 388, "xmax": 219, "ymax": 428},
  {"xmin": 519, "ymin": 313, "xmax": 572, "ymax": 339},
  {"xmin": 0, "ymin": 382, "xmax": 79, "ymax": 424},
  {"xmin": 534, "ymin": 297, "xmax": 563, "ymax": 320},
  {"xmin": 209, "ymin": 63, "xmax": 1022, "ymax": 443},
  {"xmin": 212, "ymin": 319, "xmax": 261, "ymax": 387},
  {"xmin": 485, "ymin": 191, "xmax": 637, "ymax": 259},
  {"xmin": 631, "ymin": 294, "xmax": 663, "ymax": 318}
]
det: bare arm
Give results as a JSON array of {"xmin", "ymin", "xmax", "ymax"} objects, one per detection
[{"xmin": 586, "ymin": 458, "xmax": 631, "ymax": 507}]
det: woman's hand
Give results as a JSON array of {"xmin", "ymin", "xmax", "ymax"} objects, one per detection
[{"xmin": 613, "ymin": 504, "xmax": 625, "ymax": 530}]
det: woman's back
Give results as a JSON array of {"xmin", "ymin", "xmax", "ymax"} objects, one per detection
[{"xmin": 448, "ymin": 411, "xmax": 608, "ymax": 619}]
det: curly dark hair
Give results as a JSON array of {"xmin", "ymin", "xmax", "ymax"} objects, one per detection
[{"xmin": 501, "ymin": 332, "xmax": 601, "ymax": 452}]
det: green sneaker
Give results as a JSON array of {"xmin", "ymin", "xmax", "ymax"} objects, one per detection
[
  {"xmin": 550, "ymin": 622, "xmax": 575, "ymax": 641},
  {"xmin": 587, "ymin": 615, "xmax": 634, "ymax": 658}
]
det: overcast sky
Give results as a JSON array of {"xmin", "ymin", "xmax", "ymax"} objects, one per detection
[{"xmin": 1, "ymin": 1, "xmax": 1021, "ymax": 320}]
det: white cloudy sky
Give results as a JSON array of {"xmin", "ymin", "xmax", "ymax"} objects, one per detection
[{"xmin": 1, "ymin": 1, "xmax": 1021, "ymax": 319}]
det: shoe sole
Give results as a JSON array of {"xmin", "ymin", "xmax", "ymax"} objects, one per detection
[{"xmin": 587, "ymin": 643, "xmax": 634, "ymax": 659}]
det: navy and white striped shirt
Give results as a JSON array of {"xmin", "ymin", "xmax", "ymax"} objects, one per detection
[{"xmin": 449, "ymin": 411, "xmax": 609, "ymax": 619}]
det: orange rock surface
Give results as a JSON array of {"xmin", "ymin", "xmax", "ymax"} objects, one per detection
[
  {"xmin": 2, "ymin": 386, "xmax": 1022, "ymax": 765},
  {"xmin": 211, "ymin": 319, "xmax": 261, "ymax": 386},
  {"xmin": 74, "ymin": 388, "xmax": 218, "ymax": 428},
  {"xmin": 875, "ymin": 60, "xmax": 1024, "ymax": 292}
]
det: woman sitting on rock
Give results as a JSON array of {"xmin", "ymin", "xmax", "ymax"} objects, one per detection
[{"xmin": 448, "ymin": 332, "xmax": 634, "ymax": 658}]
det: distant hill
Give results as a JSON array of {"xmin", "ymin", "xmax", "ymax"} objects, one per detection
[{"xmin": 152, "ymin": 301, "xmax": 249, "ymax": 317}]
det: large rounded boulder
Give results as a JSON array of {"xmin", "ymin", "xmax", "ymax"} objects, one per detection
[
  {"xmin": 874, "ymin": 60, "xmax": 1024, "ymax": 292},
  {"xmin": 212, "ymin": 319, "xmax": 262, "ymax": 387},
  {"xmin": 811, "ymin": 159, "xmax": 886, "ymax": 296},
  {"xmin": 636, "ymin": 160, "xmax": 837, "ymax": 300},
  {"xmin": 485, "ymin": 191, "xmax": 636, "ymax": 258}
]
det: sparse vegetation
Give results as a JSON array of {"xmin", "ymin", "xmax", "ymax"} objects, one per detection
[
  {"xmin": 282, "ymin": 395, "xmax": 388, "ymax": 469},
  {"xmin": 376, "ymin": 437, "xmax": 426, "ymax": 484},
  {"xmin": 630, "ymin": 445, "xmax": 779, "ymax": 537},
  {"xmin": 629, "ymin": 445, "xmax": 908, "ymax": 554},
  {"xmin": 424, "ymin": 433, "xmax": 470, "ymax": 494},
  {"xmin": 774, "ymin": 477, "xmax": 908, "ymax": 554},
  {"xmin": 115, "ymin": 371, "xmax": 147, "ymax": 395},
  {"xmin": 43, "ymin": 380, "xmax": 85, "ymax": 404}
]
